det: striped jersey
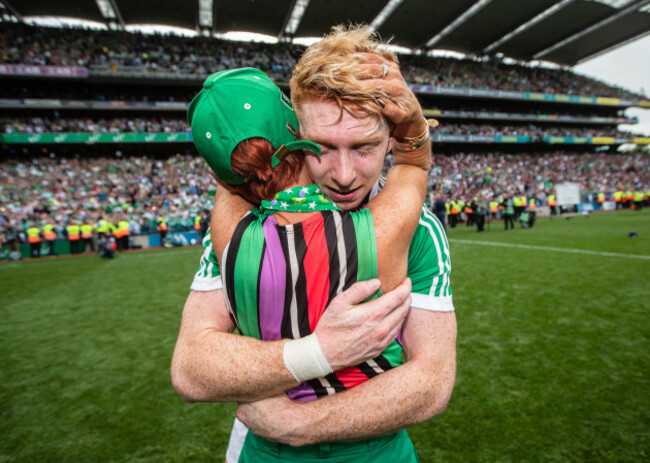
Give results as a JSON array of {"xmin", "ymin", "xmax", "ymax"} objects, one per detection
[
  {"xmin": 193, "ymin": 179, "xmax": 453, "ymax": 312},
  {"xmin": 221, "ymin": 207, "xmax": 403, "ymax": 400}
]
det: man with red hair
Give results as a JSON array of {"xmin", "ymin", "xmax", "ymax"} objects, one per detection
[{"xmin": 172, "ymin": 25, "xmax": 456, "ymax": 462}]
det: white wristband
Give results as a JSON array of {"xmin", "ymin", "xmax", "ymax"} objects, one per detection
[{"xmin": 283, "ymin": 333, "xmax": 333, "ymax": 383}]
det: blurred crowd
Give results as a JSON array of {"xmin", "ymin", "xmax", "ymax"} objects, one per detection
[
  {"xmin": 3, "ymin": 117, "xmax": 639, "ymax": 140},
  {"xmin": 0, "ymin": 24, "xmax": 299, "ymax": 81},
  {"xmin": 0, "ymin": 24, "xmax": 643, "ymax": 100},
  {"xmin": 386, "ymin": 151, "xmax": 648, "ymax": 204},
  {"xmin": 0, "ymin": 155, "xmax": 214, "ymax": 256},
  {"xmin": 436, "ymin": 123, "xmax": 637, "ymax": 139},
  {"xmin": 2, "ymin": 117, "xmax": 190, "ymax": 134},
  {"xmin": 1, "ymin": 151, "xmax": 647, "ymax": 255}
]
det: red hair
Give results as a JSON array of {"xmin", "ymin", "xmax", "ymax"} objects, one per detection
[{"xmin": 215, "ymin": 138, "xmax": 304, "ymax": 205}]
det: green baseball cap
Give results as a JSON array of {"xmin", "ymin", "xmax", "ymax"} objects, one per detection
[{"xmin": 187, "ymin": 67, "xmax": 320, "ymax": 185}]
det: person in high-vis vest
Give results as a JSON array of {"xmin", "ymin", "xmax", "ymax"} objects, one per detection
[
  {"xmin": 81, "ymin": 219, "xmax": 95, "ymax": 252},
  {"xmin": 157, "ymin": 216, "xmax": 168, "ymax": 247},
  {"xmin": 613, "ymin": 190, "xmax": 623, "ymax": 209},
  {"xmin": 449, "ymin": 199, "xmax": 459, "ymax": 228},
  {"xmin": 465, "ymin": 198, "xmax": 475, "ymax": 227},
  {"xmin": 633, "ymin": 191, "xmax": 644, "ymax": 211},
  {"xmin": 597, "ymin": 192, "xmax": 605, "ymax": 205},
  {"xmin": 26, "ymin": 222, "xmax": 42, "ymax": 258},
  {"xmin": 489, "ymin": 200, "xmax": 498, "ymax": 219},
  {"xmin": 623, "ymin": 190, "xmax": 633, "ymax": 209},
  {"xmin": 118, "ymin": 215, "xmax": 130, "ymax": 251},
  {"xmin": 513, "ymin": 195, "xmax": 522, "ymax": 220},
  {"xmin": 547, "ymin": 193, "xmax": 557, "ymax": 217},
  {"xmin": 194, "ymin": 214, "xmax": 202, "ymax": 232},
  {"xmin": 521, "ymin": 195, "xmax": 527, "ymax": 210},
  {"xmin": 111, "ymin": 215, "xmax": 122, "ymax": 250},
  {"xmin": 43, "ymin": 218, "xmax": 57, "ymax": 256},
  {"xmin": 67, "ymin": 221, "xmax": 81, "ymax": 254},
  {"xmin": 96, "ymin": 216, "xmax": 110, "ymax": 238},
  {"xmin": 529, "ymin": 198, "xmax": 536, "ymax": 210}
]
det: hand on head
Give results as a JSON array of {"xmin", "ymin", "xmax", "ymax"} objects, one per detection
[{"xmin": 355, "ymin": 52, "xmax": 427, "ymax": 140}]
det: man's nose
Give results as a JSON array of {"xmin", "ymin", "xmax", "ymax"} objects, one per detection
[{"xmin": 331, "ymin": 150, "xmax": 356, "ymax": 189}]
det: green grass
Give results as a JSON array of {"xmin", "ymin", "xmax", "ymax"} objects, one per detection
[{"xmin": 1, "ymin": 210, "xmax": 649, "ymax": 462}]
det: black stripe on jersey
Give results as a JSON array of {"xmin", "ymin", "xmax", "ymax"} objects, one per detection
[
  {"xmin": 291, "ymin": 222, "xmax": 312, "ymax": 337},
  {"xmin": 373, "ymin": 354, "xmax": 394, "ymax": 372},
  {"xmin": 224, "ymin": 213, "xmax": 257, "ymax": 326},
  {"xmin": 278, "ymin": 228, "xmax": 294, "ymax": 339},
  {"xmin": 340, "ymin": 212, "xmax": 358, "ymax": 292},
  {"xmin": 256, "ymin": 241, "xmax": 266, "ymax": 340},
  {"xmin": 322, "ymin": 210, "xmax": 342, "ymax": 306},
  {"xmin": 357, "ymin": 362, "xmax": 380, "ymax": 379},
  {"xmin": 326, "ymin": 373, "xmax": 347, "ymax": 393},
  {"xmin": 306, "ymin": 378, "xmax": 328, "ymax": 397}
]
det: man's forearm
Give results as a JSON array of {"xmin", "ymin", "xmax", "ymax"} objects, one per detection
[
  {"xmin": 171, "ymin": 291, "xmax": 298, "ymax": 403},
  {"xmin": 237, "ymin": 310, "xmax": 457, "ymax": 446},
  {"xmin": 279, "ymin": 354, "xmax": 452, "ymax": 445},
  {"xmin": 172, "ymin": 280, "xmax": 412, "ymax": 403}
]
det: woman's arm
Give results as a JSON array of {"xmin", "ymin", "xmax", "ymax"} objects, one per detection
[
  {"xmin": 361, "ymin": 56, "xmax": 432, "ymax": 292},
  {"xmin": 210, "ymin": 186, "xmax": 253, "ymax": 262}
]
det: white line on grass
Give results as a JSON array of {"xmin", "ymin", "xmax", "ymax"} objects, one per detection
[{"xmin": 449, "ymin": 239, "xmax": 650, "ymax": 260}]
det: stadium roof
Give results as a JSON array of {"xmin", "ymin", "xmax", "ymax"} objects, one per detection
[{"xmin": 3, "ymin": 0, "xmax": 650, "ymax": 66}]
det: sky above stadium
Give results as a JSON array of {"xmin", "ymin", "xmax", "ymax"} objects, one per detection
[{"xmin": 575, "ymin": 34, "xmax": 650, "ymax": 136}]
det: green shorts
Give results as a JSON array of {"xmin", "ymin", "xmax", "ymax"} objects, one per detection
[{"xmin": 238, "ymin": 429, "xmax": 419, "ymax": 462}]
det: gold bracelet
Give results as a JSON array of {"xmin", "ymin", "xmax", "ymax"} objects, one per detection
[{"xmin": 393, "ymin": 118, "xmax": 438, "ymax": 151}]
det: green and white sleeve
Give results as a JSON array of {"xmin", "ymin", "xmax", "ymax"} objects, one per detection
[
  {"xmin": 406, "ymin": 206, "xmax": 454, "ymax": 312},
  {"xmin": 191, "ymin": 228, "xmax": 223, "ymax": 291}
]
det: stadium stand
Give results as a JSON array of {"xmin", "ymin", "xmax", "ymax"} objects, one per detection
[{"xmin": 1, "ymin": 24, "xmax": 648, "ymax": 258}]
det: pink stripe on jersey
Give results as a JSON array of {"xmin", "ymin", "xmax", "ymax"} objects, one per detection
[{"xmin": 258, "ymin": 215, "xmax": 286, "ymax": 341}]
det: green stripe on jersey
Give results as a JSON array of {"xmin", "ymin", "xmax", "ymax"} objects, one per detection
[
  {"xmin": 382, "ymin": 339, "xmax": 404, "ymax": 367},
  {"xmin": 350, "ymin": 209, "xmax": 379, "ymax": 301},
  {"xmin": 232, "ymin": 221, "xmax": 264, "ymax": 339}
]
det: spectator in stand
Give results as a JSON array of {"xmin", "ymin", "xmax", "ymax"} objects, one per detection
[
  {"xmin": 431, "ymin": 191, "xmax": 447, "ymax": 231},
  {"xmin": 1, "ymin": 151, "xmax": 648, "ymax": 248},
  {"xmin": 1, "ymin": 216, "xmax": 22, "ymax": 260},
  {"xmin": 0, "ymin": 23, "xmax": 645, "ymax": 100}
]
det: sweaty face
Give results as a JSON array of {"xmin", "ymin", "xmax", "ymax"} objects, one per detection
[{"xmin": 299, "ymin": 99, "xmax": 390, "ymax": 211}]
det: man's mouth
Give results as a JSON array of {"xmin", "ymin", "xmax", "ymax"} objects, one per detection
[{"xmin": 327, "ymin": 186, "xmax": 361, "ymax": 203}]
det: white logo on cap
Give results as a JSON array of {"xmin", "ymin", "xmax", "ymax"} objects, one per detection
[
  {"xmin": 244, "ymin": 103, "xmax": 251, "ymax": 110},
  {"xmin": 206, "ymin": 132, "xmax": 212, "ymax": 139}
]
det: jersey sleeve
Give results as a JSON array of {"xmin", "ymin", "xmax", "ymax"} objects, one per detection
[
  {"xmin": 190, "ymin": 227, "xmax": 223, "ymax": 291},
  {"xmin": 406, "ymin": 206, "xmax": 454, "ymax": 312}
]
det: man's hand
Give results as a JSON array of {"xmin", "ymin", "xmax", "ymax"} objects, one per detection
[
  {"xmin": 172, "ymin": 278, "xmax": 412, "ymax": 403},
  {"xmin": 356, "ymin": 53, "xmax": 426, "ymax": 139},
  {"xmin": 315, "ymin": 278, "xmax": 412, "ymax": 371},
  {"xmin": 236, "ymin": 395, "xmax": 309, "ymax": 446}
]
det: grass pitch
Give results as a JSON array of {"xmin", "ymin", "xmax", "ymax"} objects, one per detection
[{"xmin": 1, "ymin": 210, "xmax": 648, "ymax": 462}]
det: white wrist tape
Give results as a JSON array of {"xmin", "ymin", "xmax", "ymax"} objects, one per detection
[{"xmin": 283, "ymin": 333, "xmax": 333, "ymax": 382}]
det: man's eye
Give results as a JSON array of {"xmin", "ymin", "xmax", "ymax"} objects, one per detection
[{"xmin": 357, "ymin": 148, "xmax": 375, "ymax": 157}]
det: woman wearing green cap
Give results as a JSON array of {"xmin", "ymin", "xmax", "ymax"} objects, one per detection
[{"xmin": 186, "ymin": 64, "xmax": 432, "ymax": 462}]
